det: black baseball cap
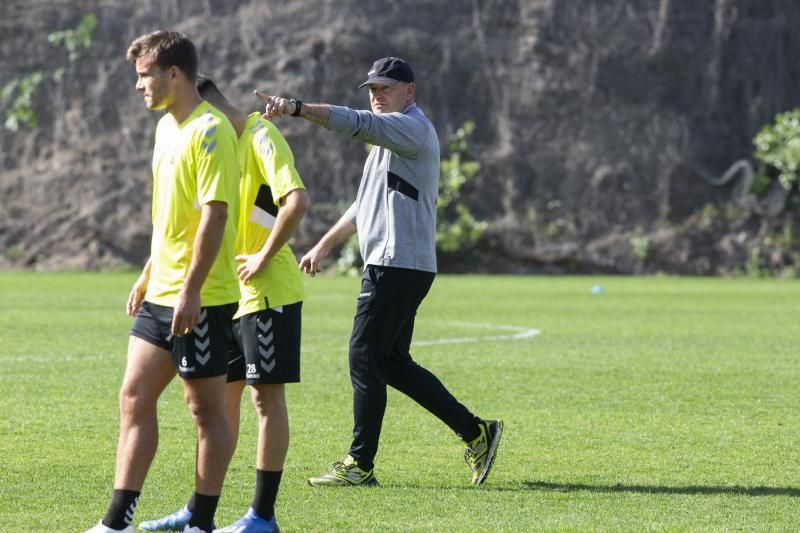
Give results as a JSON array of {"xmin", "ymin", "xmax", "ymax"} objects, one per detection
[{"xmin": 358, "ymin": 57, "xmax": 414, "ymax": 88}]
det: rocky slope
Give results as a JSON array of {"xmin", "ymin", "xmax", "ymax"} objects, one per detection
[{"xmin": 2, "ymin": 0, "xmax": 800, "ymax": 274}]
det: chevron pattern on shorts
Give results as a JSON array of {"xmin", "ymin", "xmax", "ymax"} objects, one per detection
[
  {"xmin": 194, "ymin": 309, "xmax": 210, "ymax": 365},
  {"xmin": 257, "ymin": 315, "xmax": 276, "ymax": 373}
]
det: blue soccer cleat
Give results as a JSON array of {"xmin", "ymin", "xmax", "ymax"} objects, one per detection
[
  {"xmin": 138, "ymin": 507, "xmax": 192, "ymax": 531},
  {"xmin": 213, "ymin": 508, "xmax": 279, "ymax": 533}
]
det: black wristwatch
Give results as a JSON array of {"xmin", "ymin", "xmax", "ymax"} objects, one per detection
[{"xmin": 290, "ymin": 98, "xmax": 303, "ymax": 117}]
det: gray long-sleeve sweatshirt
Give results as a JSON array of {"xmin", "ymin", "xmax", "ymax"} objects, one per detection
[{"xmin": 326, "ymin": 102, "xmax": 439, "ymax": 273}]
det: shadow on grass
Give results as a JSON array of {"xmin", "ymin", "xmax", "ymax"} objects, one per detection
[{"xmin": 524, "ymin": 481, "xmax": 800, "ymax": 497}]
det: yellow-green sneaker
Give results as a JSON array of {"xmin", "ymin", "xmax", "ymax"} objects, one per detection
[
  {"xmin": 308, "ymin": 455, "xmax": 379, "ymax": 487},
  {"xmin": 464, "ymin": 419, "xmax": 503, "ymax": 485}
]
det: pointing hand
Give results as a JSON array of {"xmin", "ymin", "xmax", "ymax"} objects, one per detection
[{"xmin": 254, "ymin": 90, "xmax": 296, "ymax": 120}]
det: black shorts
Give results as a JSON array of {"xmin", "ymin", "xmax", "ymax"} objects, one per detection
[
  {"xmin": 228, "ymin": 302, "xmax": 302, "ymax": 385},
  {"xmin": 131, "ymin": 300, "xmax": 238, "ymax": 379}
]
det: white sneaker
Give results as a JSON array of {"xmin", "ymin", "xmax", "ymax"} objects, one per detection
[
  {"xmin": 183, "ymin": 527, "xmax": 210, "ymax": 533},
  {"xmin": 85, "ymin": 522, "xmax": 134, "ymax": 533}
]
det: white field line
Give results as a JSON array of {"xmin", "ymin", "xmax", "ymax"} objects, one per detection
[
  {"xmin": 3, "ymin": 353, "xmax": 115, "ymax": 363},
  {"xmin": 413, "ymin": 321, "xmax": 541, "ymax": 347},
  {"xmin": 4, "ymin": 322, "xmax": 541, "ymax": 363}
]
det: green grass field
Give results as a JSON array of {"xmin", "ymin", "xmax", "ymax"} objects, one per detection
[{"xmin": 1, "ymin": 273, "xmax": 799, "ymax": 531}]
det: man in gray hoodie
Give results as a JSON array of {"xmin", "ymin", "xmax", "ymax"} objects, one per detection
[{"xmin": 257, "ymin": 56, "xmax": 502, "ymax": 487}]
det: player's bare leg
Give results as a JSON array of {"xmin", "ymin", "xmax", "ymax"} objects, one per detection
[
  {"xmin": 251, "ymin": 384, "xmax": 289, "ymax": 470},
  {"xmin": 85, "ymin": 336, "xmax": 175, "ymax": 533},
  {"xmin": 181, "ymin": 375, "xmax": 235, "ymax": 495},
  {"xmin": 114, "ymin": 336, "xmax": 176, "ymax": 490},
  {"xmin": 226, "ymin": 379, "xmax": 246, "ymax": 446},
  {"xmin": 215, "ymin": 384, "xmax": 287, "ymax": 533}
]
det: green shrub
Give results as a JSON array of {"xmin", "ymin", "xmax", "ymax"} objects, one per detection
[
  {"xmin": 1, "ymin": 14, "xmax": 96, "ymax": 132},
  {"xmin": 629, "ymin": 234, "xmax": 652, "ymax": 262},
  {"xmin": 745, "ymin": 247, "xmax": 764, "ymax": 278},
  {"xmin": 753, "ymin": 108, "xmax": 800, "ymax": 195},
  {"xmin": 437, "ymin": 121, "xmax": 487, "ymax": 253},
  {"xmin": 335, "ymin": 235, "xmax": 362, "ymax": 276},
  {"xmin": 1, "ymin": 72, "xmax": 42, "ymax": 131},
  {"xmin": 48, "ymin": 13, "xmax": 97, "ymax": 62}
]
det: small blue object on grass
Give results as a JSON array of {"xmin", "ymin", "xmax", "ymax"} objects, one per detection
[{"xmin": 591, "ymin": 284, "xmax": 604, "ymax": 294}]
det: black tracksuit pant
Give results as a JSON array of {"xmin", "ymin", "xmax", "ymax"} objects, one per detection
[{"xmin": 347, "ymin": 265, "xmax": 479, "ymax": 470}]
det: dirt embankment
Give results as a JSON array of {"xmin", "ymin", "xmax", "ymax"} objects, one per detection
[{"xmin": 3, "ymin": 1, "xmax": 800, "ymax": 274}]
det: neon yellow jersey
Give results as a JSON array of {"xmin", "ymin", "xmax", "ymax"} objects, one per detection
[
  {"xmin": 145, "ymin": 101, "xmax": 240, "ymax": 307},
  {"xmin": 235, "ymin": 113, "xmax": 306, "ymax": 318}
]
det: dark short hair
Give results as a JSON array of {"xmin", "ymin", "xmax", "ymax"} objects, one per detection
[
  {"xmin": 126, "ymin": 30, "xmax": 198, "ymax": 81},
  {"xmin": 195, "ymin": 74, "xmax": 222, "ymax": 98}
]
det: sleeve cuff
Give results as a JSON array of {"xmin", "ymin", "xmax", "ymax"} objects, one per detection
[{"xmin": 326, "ymin": 105, "xmax": 353, "ymax": 132}]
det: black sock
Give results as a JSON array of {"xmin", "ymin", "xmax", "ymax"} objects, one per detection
[
  {"xmin": 355, "ymin": 458, "xmax": 374, "ymax": 472},
  {"xmin": 102, "ymin": 489, "xmax": 140, "ymax": 530},
  {"xmin": 186, "ymin": 492, "xmax": 219, "ymax": 531},
  {"xmin": 460, "ymin": 417, "xmax": 483, "ymax": 443},
  {"xmin": 252, "ymin": 469, "xmax": 282, "ymax": 520},
  {"xmin": 187, "ymin": 492, "xmax": 197, "ymax": 513}
]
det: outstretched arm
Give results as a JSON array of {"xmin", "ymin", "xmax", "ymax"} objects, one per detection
[
  {"xmin": 254, "ymin": 90, "xmax": 425, "ymax": 155},
  {"xmin": 254, "ymin": 90, "xmax": 331, "ymax": 127}
]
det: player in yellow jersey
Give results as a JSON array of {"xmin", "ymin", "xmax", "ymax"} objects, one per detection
[
  {"xmin": 86, "ymin": 32, "xmax": 240, "ymax": 533},
  {"xmin": 139, "ymin": 77, "xmax": 309, "ymax": 533}
]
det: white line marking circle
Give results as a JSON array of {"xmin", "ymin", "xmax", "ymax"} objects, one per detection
[
  {"xmin": 413, "ymin": 321, "xmax": 541, "ymax": 347},
  {"xmin": 4, "ymin": 354, "xmax": 113, "ymax": 363},
  {"xmin": 4, "ymin": 323, "xmax": 541, "ymax": 362}
]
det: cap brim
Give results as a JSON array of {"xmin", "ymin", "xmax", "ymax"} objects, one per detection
[{"xmin": 358, "ymin": 77, "xmax": 401, "ymax": 89}]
